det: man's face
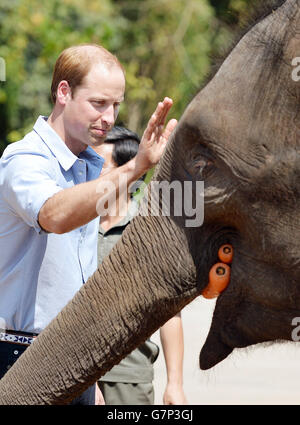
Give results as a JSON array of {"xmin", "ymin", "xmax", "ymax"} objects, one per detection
[{"xmin": 63, "ymin": 63, "xmax": 125, "ymax": 150}]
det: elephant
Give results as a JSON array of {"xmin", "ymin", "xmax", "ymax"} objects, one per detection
[{"xmin": 0, "ymin": 0, "xmax": 300, "ymax": 404}]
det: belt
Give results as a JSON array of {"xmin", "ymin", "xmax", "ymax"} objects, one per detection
[{"xmin": 0, "ymin": 329, "xmax": 38, "ymax": 346}]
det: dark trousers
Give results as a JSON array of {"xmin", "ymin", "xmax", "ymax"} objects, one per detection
[
  {"xmin": 0, "ymin": 340, "xmax": 95, "ymax": 405},
  {"xmin": 69, "ymin": 384, "xmax": 96, "ymax": 405},
  {"xmin": 0, "ymin": 341, "xmax": 28, "ymax": 379}
]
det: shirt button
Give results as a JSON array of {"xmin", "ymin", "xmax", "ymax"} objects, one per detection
[
  {"xmin": 14, "ymin": 350, "xmax": 18, "ymax": 355},
  {"xmin": 79, "ymin": 171, "xmax": 83, "ymax": 176}
]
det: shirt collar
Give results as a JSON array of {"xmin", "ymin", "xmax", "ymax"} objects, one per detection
[
  {"xmin": 79, "ymin": 145, "xmax": 105, "ymax": 170},
  {"xmin": 80, "ymin": 146, "xmax": 105, "ymax": 181},
  {"xmin": 33, "ymin": 116, "xmax": 93, "ymax": 172}
]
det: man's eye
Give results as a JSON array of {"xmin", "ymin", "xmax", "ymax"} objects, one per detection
[{"xmin": 92, "ymin": 100, "xmax": 105, "ymax": 106}]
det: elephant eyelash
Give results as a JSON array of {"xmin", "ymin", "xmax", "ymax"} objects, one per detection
[
  {"xmin": 194, "ymin": 158, "xmax": 214, "ymax": 174},
  {"xmin": 195, "ymin": 158, "xmax": 213, "ymax": 168}
]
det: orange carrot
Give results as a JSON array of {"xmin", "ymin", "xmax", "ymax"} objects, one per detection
[
  {"xmin": 202, "ymin": 263, "xmax": 231, "ymax": 299},
  {"xmin": 218, "ymin": 244, "xmax": 233, "ymax": 264}
]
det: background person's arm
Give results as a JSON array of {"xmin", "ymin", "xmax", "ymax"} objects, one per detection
[
  {"xmin": 95, "ymin": 383, "xmax": 105, "ymax": 405},
  {"xmin": 39, "ymin": 98, "xmax": 177, "ymax": 234},
  {"xmin": 160, "ymin": 312, "xmax": 188, "ymax": 405}
]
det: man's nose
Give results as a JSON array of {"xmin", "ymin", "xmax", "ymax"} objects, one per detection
[{"xmin": 101, "ymin": 104, "xmax": 116, "ymax": 127}]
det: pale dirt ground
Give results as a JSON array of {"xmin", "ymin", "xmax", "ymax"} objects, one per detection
[{"xmin": 151, "ymin": 297, "xmax": 300, "ymax": 405}]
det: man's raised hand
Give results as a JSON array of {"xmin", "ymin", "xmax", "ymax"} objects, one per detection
[{"xmin": 136, "ymin": 97, "xmax": 177, "ymax": 172}]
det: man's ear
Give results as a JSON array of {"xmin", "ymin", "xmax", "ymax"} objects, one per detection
[{"xmin": 56, "ymin": 80, "xmax": 72, "ymax": 106}]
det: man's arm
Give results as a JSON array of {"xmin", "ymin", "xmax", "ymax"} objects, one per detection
[
  {"xmin": 159, "ymin": 312, "xmax": 188, "ymax": 405},
  {"xmin": 38, "ymin": 98, "xmax": 177, "ymax": 234}
]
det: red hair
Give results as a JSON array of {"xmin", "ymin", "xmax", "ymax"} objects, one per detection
[{"xmin": 50, "ymin": 44, "xmax": 124, "ymax": 103}]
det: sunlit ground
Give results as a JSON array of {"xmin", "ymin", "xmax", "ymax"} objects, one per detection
[{"xmin": 152, "ymin": 297, "xmax": 300, "ymax": 405}]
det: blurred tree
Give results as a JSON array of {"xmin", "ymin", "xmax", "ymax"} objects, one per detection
[
  {"xmin": 0, "ymin": 0, "xmax": 254, "ymax": 154},
  {"xmin": 207, "ymin": 0, "xmax": 262, "ymax": 52},
  {"xmin": 114, "ymin": 0, "xmax": 217, "ymax": 133},
  {"xmin": 0, "ymin": 0, "xmax": 122, "ymax": 150}
]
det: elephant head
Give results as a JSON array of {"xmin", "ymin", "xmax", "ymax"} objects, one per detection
[{"xmin": 1, "ymin": 0, "xmax": 300, "ymax": 404}]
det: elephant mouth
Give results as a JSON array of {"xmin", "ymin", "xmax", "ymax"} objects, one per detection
[
  {"xmin": 194, "ymin": 234, "xmax": 236, "ymax": 369},
  {"xmin": 198, "ymin": 250, "xmax": 300, "ymax": 370},
  {"xmin": 196, "ymin": 229, "xmax": 250, "ymax": 370}
]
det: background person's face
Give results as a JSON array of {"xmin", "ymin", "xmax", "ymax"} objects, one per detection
[
  {"xmin": 63, "ymin": 63, "xmax": 125, "ymax": 149},
  {"xmin": 94, "ymin": 143, "xmax": 117, "ymax": 175}
]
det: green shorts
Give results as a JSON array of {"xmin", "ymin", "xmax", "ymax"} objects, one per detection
[{"xmin": 98, "ymin": 381, "xmax": 154, "ymax": 405}]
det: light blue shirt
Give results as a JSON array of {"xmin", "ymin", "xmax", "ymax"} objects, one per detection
[{"xmin": 0, "ymin": 116, "xmax": 104, "ymax": 333}]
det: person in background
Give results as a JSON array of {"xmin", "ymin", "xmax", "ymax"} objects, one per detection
[{"xmin": 93, "ymin": 126, "xmax": 187, "ymax": 405}]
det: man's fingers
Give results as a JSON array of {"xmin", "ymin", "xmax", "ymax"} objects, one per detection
[
  {"xmin": 163, "ymin": 118, "xmax": 177, "ymax": 140},
  {"xmin": 143, "ymin": 109, "xmax": 160, "ymax": 140},
  {"xmin": 157, "ymin": 119, "xmax": 178, "ymax": 153},
  {"xmin": 142, "ymin": 97, "xmax": 174, "ymax": 142},
  {"xmin": 157, "ymin": 97, "xmax": 173, "ymax": 126},
  {"xmin": 165, "ymin": 118, "xmax": 177, "ymax": 132},
  {"xmin": 148, "ymin": 98, "xmax": 173, "ymax": 129}
]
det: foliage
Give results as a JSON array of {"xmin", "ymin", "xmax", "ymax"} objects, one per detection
[
  {"xmin": 0, "ymin": 0, "xmax": 254, "ymax": 154},
  {"xmin": 0, "ymin": 0, "xmax": 121, "ymax": 152},
  {"xmin": 114, "ymin": 0, "xmax": 216, "ymax": 131}
]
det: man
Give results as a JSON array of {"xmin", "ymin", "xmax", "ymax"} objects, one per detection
[{"xmin": 0, "ymin": 44, "xmax": 177, "ymax": 404}]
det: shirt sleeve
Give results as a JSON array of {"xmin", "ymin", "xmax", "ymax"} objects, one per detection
[{"xmin": 1, "ymin": 151, "xmax": 64, "ymax": 234}]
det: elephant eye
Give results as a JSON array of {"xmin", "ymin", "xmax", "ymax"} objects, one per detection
[{"xmin": 193, "ymin": 157, "xmax": 214, "ymax": 177}]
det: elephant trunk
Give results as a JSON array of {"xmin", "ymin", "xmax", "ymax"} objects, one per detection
[{"xmin": 0, "ymin": 213, "xmax": 198, "ymax": 404}]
